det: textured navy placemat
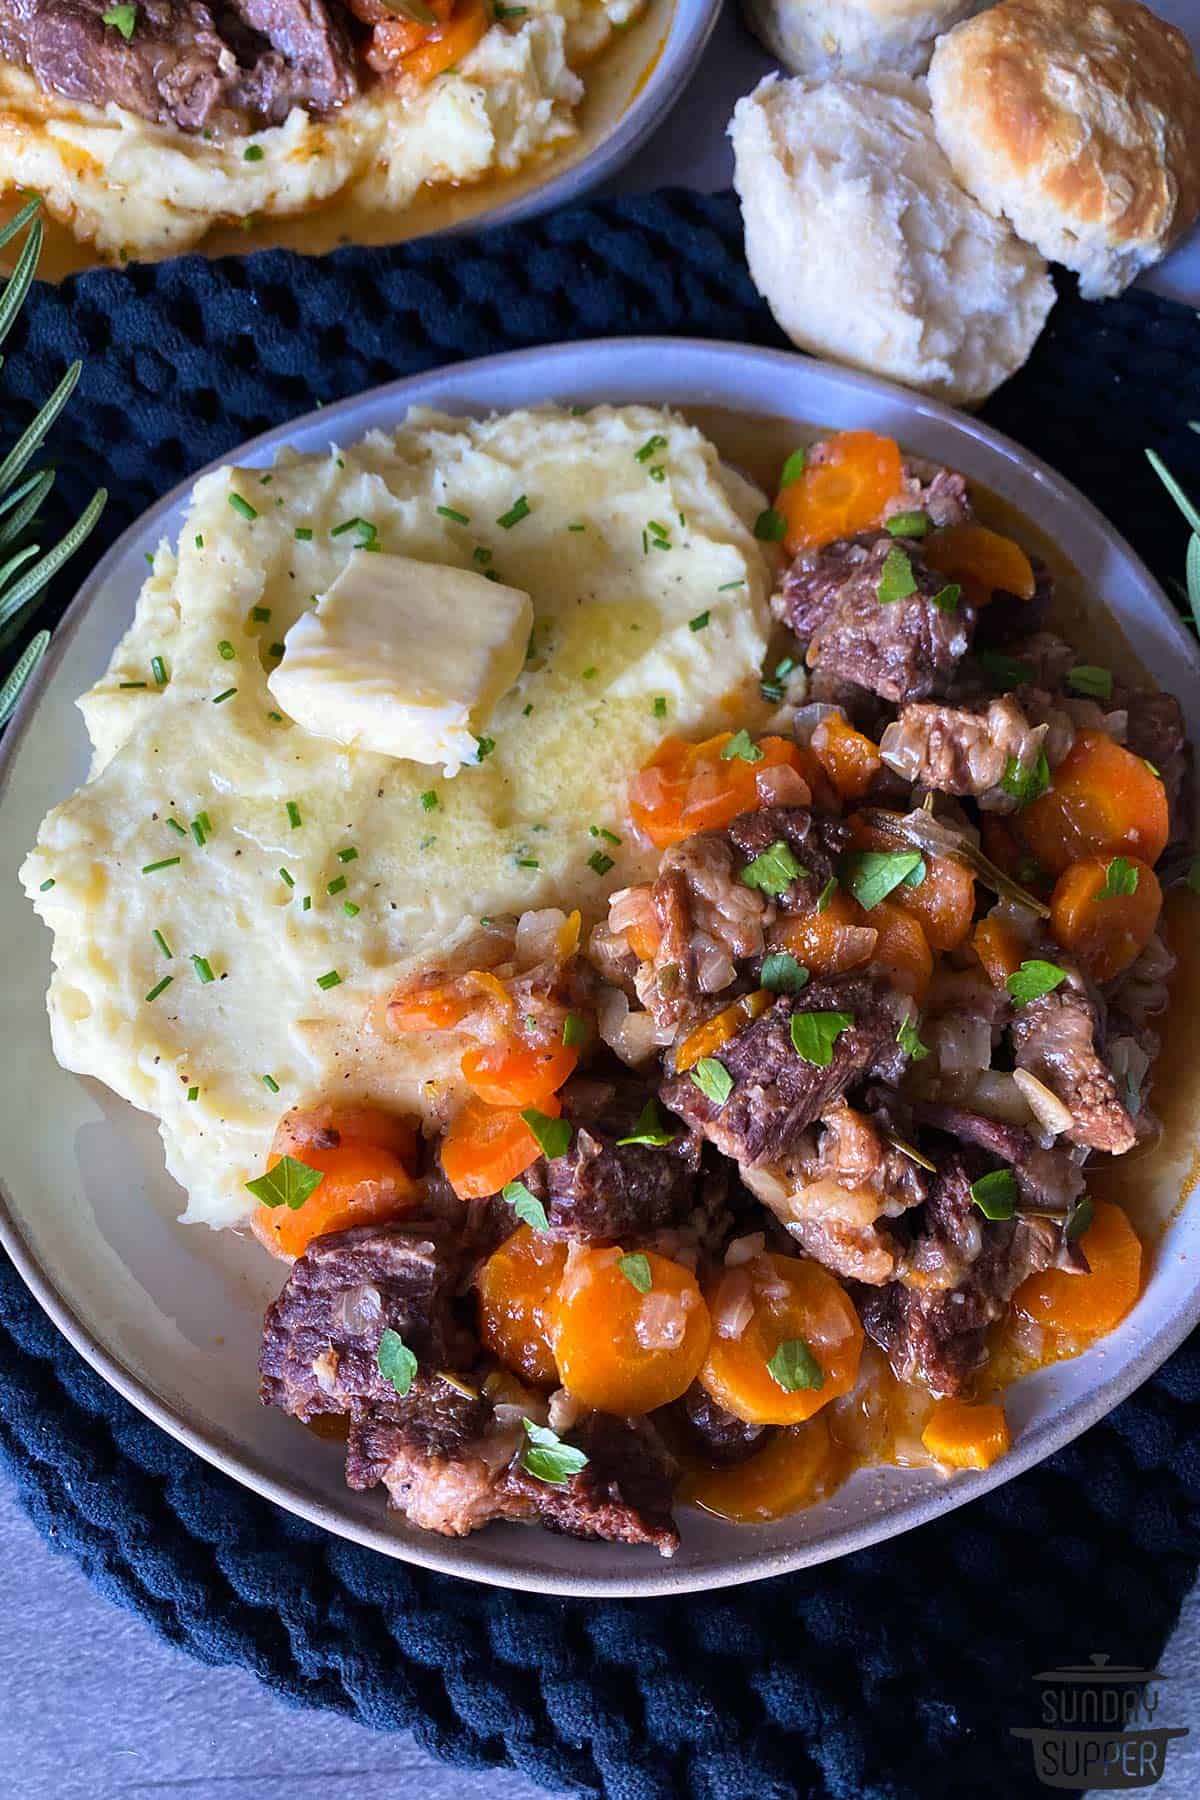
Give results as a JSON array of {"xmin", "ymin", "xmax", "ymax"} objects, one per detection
[{"xmin": 3, "ymin": 189, "xmax": 1200, "ymax": 1800}]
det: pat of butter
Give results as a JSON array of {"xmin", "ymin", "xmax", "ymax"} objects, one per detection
[{"xmin": 268, "ymin": 550, "xmax": 533, "ymax": 773}]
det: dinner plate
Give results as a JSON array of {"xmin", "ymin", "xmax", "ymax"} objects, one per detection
[{"xmin": 3, "ymin": 338, "xmax": 1199, "ymax": 1598}]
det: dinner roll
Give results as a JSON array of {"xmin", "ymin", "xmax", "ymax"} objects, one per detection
[
  {"xmin": 729, "ymin": 76, "xmax": 1055, "ymax": 407},
  {"xmin": 742, "ymin": 0, "xmax": 984, "ymax": 81},
  {"xmin": 929, "ymin": 0, "xmax": 1200, "ymax": 300}
]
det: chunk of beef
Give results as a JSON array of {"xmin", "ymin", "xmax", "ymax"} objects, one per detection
[
  {"xmin": 858, "ymin": 1152, "xmax": 1062, "ymax": 1395},
  {"xmin": 1010, "ymin": 988, "xmax": 1137, "ymax": 1155},
  {"xmin": 1124, "ymin": 688, "xmax": 1193, "ymax": 854},
  {"xmin": 0, "ymin": 0, "xmax": 357, "ymax": 136},
  {"xmin": 725, "ymin": 807, "xmax": 852, "ymax": 908},
  {"xmin": 625, "ymin": 831, "xmax": 768, "ymax": 1036},
  {"xmin": 519, "ymin": 1077, "xmax": 704, "ymax": 1241},
  {"xmin": 879, "ymin": 695, "xmax": 1045, "ymax": 807},
  {"xmin": 913, "ymin": 1101, "xmax": 1089, "ymax": 1218},
  {"xmin": 974, "ymin": 558, "xmax": 1053, "ymax": 647},
  {"xmin": 677, "ymin": 1382, "xmax": 767, "ymax": 1466},
  {"xmin": 502, "ymin": 1412, "xmax": 680, "ymax": 1555},
  {"xmin": 777, "ymin": 530, "xmax": 976, "ymax": 705},
  {"xmin": 660, "ymin": 975, "xmax": 910, "ymax": 1168},
  {"xmin": 742, "ymin": 1099, "xmax": 927, "ymax": 1284},
  {"xmin": 259, "ymin": 1221, "xmax": 470, "ymax": 1422},
  {"xmin": 349, "ymin": 1381, "xmax": 680, "ymax": 1554}
]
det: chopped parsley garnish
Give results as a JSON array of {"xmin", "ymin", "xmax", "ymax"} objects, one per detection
[
  {"xmin": 246, "ymin": 1154, "xmax": 325, "ymax": 1211},
  {"xmin": 144, "ymin": 976, "xmax": 173, "ymax": 1003},
  {"xmin": 689, "ymin": 610, "xmax": 711, "ymax": 631},
  {"xmin": 152, "ymin": 928, "xmax": 173, "ymax": 959},
  {"xmin": 101, "ymin": 4, "xmax": 137, "ymax": 39},
  {"xmin": 502, "ymin": 1180, "xmax": 549, "ymax": 1233},
  {"xmin": 562, "ymin": 1013, "xmax": 587, "ymax": 1048},
  {"xmin": 191, "ymin": 955, "xmax": 215, "ymax": 984},
  {"xmin": 761, "ymin": 951, "xmax": 809, "ymax": 994},
  {"xmin": 142, "ymin": 857, "xmax": 181, "ymax": 874},
  {"xmin": 1098, "ymin": 857, "xmax": 1140, "ymax": 899},
  {"xmin": 652, "ymin": 696, "xmax": 668, "ymax": 719},
  {"xmin": 779, "ymin": 447, "xmax": 807, "ymax": 488},
  {"xmin": 1006, "ymin": 958, "xmax": 1068, "ymax": 1006},
  {"xmin": 521, "ymin": 1108, "xmax": 572, "ymax": 1159},
  {"xmin": 897, "ymin": 1012, "xmax": 929, "ymax": 1060},
  {"xmin": 338, "ymin": 847, "xmax": 359, "ymax": 863},
  {"xmin": 212, "ymin": 688, "xmax": 237, "ymax": 704},
  {"xmin": 618, "ymin": 1252, "xmax": 653, "ymax": 1293},
  {"xmin": 877, "ymin": 546, "xmax": 918, "ymax": 604},
  {"xmin": 690, "ymin": 1057, "xmax": 733, "ymax": 1105},
  {"xmin": 969, "ymin": 1169, "xmax": 1017, "ymax": 1221},
  {"xmin": 474, "ymin": 735, "xmax": 496, "ymax": 762},
  {"xmin": 635, "ymin": 434, "xmax": 667, "ymax": 464},
  {"xmin": 587, "ymin": 850, "xmax": 614, "ymax": 876},
  {"xmin": 420, "ymin": 790, "xmax": 439, "ymax": 812},
  {"xmin": 228, "ymin": 493, "xmax": 257, "ymax": 521},
  {"xmin": 316, "ymin": 970, "xmax": 342, "ymax": 990},
  {"xmin": 617, "ymin": 1099, "xmax": 678, "ymax": 1147},
  {"xmin": 790, "ymin": 1009, "xmax": 854, "ymax": 1067},
  {"xmin": 885, "ymin": 510, "xmax": 929, "ymax": 539},
  {"xmin": 286, "ymin": 801, "xmax": 302, "ymax": 829},
  {"xmin": 520, "ymin": 1419, "xmax": 588, "ymax": 1485},
  {"xmin": 721, "ymin": 729, "xmax": 763, "ymax": 764},
  {"xmin": 376, "ymin": 1328, "xmax": 417, "ymax": 1398},
  {"xmin": 839, "ymin": 848, "xmax": 926, "ymax": 910},
  {"xmin": 767, "ymin": 1338, "xmax": 824, "ymax": 1393},
  {"xmin": 496, "ymin": 495, "xmax": 531, "ymax": 529},
  {"xmin": 753, "ymin": 508, "xmax": 787, "ymax": 543},
  {"xmin": 261, "ymin": 1074, "xmax": 280, "ymax": 1093},
  {"xmin": 243, "ymin": 144, "xmax": 264, "ymax": 162},
  {"xmin": 151, "ymin": 655, "xmax": 168, "ymax": 686},
  {"xmin": 1067, "ymin": 664, "xmax": 1114, "ymax": 700},
  {"xmin": 979, "ymin": 650, "xmax": 1034, "ymax": 688},
  {"xmin": 437, "ymin": 505, "xmax": 470, "ymax": 525},
  {"xmin": 1000, "ymin": 748, "xmax": 1050, "ymax": 809},
  {"xmin": 931, "ymin": 584, "xmax": 961, "ymax": 613},
  {"xmin": 740, "ymin": 839, "xmax": 806, "ymax": 897}
]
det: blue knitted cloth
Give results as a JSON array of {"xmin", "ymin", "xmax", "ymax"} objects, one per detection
[{"xmin": 3, "ymin": 190, "xmax": 1200, "ymax": 1800}]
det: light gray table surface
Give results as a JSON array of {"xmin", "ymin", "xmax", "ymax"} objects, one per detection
[{"xmin": 5, "ymin": 5, "xmax": 1200, "ymax": 1797}]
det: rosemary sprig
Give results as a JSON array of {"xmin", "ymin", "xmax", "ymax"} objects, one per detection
[
  {"xmin": 0, "ymin": 200, "xmax": 106, "ymax": 723},
  {"xmin": 1146, "ymin": 442, "xmax": 1200, "ymax": 630}
]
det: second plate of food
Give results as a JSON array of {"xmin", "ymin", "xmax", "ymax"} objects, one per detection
[{"xmin": 3, "ymin": 338, "xmax": 1199, "ymax": 1597}]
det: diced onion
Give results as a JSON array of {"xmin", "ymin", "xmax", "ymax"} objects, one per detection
[
  {"xmin": 724, "ymin": 1232, "xmax": 766, "ymax": 1267},
  {"xmin": 1012, "ymin": 1068, "xmax": 1074, "ymax": 1138},
  {"xmin": 714, "ymin": 1269, "xmax": 754, "ymax": 1339},
  {"xmin": 332, "ymin": 1283, "xmax": 383, "ymax": 1336},
  {"xmin": 635, "ymin": 1289, "xmax": 694, "ymax": 1351}
]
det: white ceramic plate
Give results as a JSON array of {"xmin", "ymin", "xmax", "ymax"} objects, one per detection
[{"xmin": 3, "ymin": 339, "xmax": 1199, "ymax": 1598}]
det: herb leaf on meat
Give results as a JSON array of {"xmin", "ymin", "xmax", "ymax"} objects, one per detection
[
  {"xmin": 741, "ymin": 839, "xmax": 806, "ymax": 897},
  {"xmin": 690, "ymin": 1057, "xmax": 734, "ymax": 1105},
  {"xmin": 1006, "ymin": 959, "xmax": 1068, "ymax": 1006},
  {"xmin": 790, "ymin": 1009, "xmax": 854, "ymax": 1067},
  {"xmin": 969, "ymin": 1169, "xmax": 1018, "ymax": 1220},
  {"xmin": 521, "ymin": 1108, "xmax": 572, "ymax": 1160},
  {"xmin": 376, "ymin": 1328, "xmax": 418, "ymax": 1398},
  {"xmin": 1000, "ymin": 748, "xmax": 1050, "ymax": 809},
  {"xmin": 761, "ymin": 951, "xmax": 809, "ymax": 994},
  {"xmin": 617, "ymin": 1099, "xmax": 679, "ymax": 1147},
  {"xmin": 877, "ymin": 547, "xmax": 918, "ymax": 604},
  {"xmin": 521, "ymin": 1419, "xmax": 589, "ymax": 1484},
  {"xmin": 839, "ymin": 848, "xmax": 926, "ymax": 910},
  {"xmin": 501, "ymin": 1179, "xmax": 549, "ymax": 1233}
]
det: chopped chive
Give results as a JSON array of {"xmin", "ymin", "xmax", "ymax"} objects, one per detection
[
  {"xmin": 153, "ymin": 928, "xmax": 173, "ymax": 958},
  {"xmin": 587, "ymin": 850, "xmax": 614, "ymax": 875},
  {"xmin": 327, "ymin": 875, "xmax": 347, "ymax": 895},
  {"xmin": 330, "ymin": 516, "xmax": 377, "ymax": 547},
  {"xmin": 420, "ymin": 790, "xmax": 439, "ymax": 812},
  {"xmin": 217, "ymin": 639, "xmax": 235, "ymax": 661},
  {"xmin": 191, "ymin": 955, "xmax": 215, "ymax": 984},
  {"xmin": 316, "ymin": 970, "xmax": 342, "ymax": 990},
  {"xmin": 649, "ymin": 466, "xmax": 666, "ymax": 483},
  {"xmin": 166, "ymin": 818, "xmax": 187, "ymax": 837},
  {"xmin": 212, "ymin": 687, "xmax": 237, "ymax": 704},
  {"xmin": 228, "ymin": 493, "xmax": 257, "ymax": 521},
  {"xmin": 343, "ymin": 901, "xmax": 360, "ymax": 917},
  {"xmin": 653, "ymin": 697, "xmax": 667, "ymax": 718},
  {"xmin": 142, "ymin": 857, "xmax": 181, "ymax": 874},
  {"xmin": 186, "ymin": 1086, "xmax": 199, "ymax": 1102},
  {"xmin": 151, "ymin": 655, "xmax": 168, "ymax": 686},
  {"xmin": 567, "ymin": 522, "xmax": 586, "ymax": 532},
  {"xmin": 244, "ymin": 144, "xmax": 264, "ymax": 162},
  {"xmin": 474, "ymin": 735, "xmax": 496, "ymax": 762},
  {"xmin": 496, "ymin": 495, "xmax": 531, "ymax": 529},
  {"xmin": 39, "ymin": 877, "xmax": 55, "ymax": 891},
  {"xmin": 302, "ymin": 895, "xmax": 311, "ymax": 911},
  {"xmin": 473, "ymin": 545, "xmax": 492, "ymax": 566},
  {"xmin": 689, "ymin": 610, "xmax": 710, "ymax": 631},
  {"xmin": 267, "ymin": 711, "xmax": 283, "ymax": 722},
  {"xmin": 635, "ymin": 434, "xmax": 667, "ymax": 463},
  {"xmin": 717, "ymin": 580, "xmax": 744, "ymax": 591},
  {"xmin": 294, "ymin": 527, "xmax": 313, "ymax": 541},
  {"xmin": 279, "ymin": 867, "xmax": 294, "ymax": 887},
  {"xmin": 516, "ymin": 857, "xmax": 540, "ymax": 870},
  {"xmin": 145, "ymin": 976, "xmax": 173, "ymax": 1003},
  {"xmin": 190, "ymin": 815, "xmax": 209, "ymax": 847},
  {"xmin": 582, "ymin": 666, "xmax": 598, "ymax": 680},
  {"xmin": 754, "ymin": 509, "xmax": 786, "ymax": 542},
  {"xmin": 268, "ymin": 643, "xmax": 284, "ymax": 660},
  {"xmin": 337, "ymin": 847, "xmax": 358, "ymax": 863},
  {"xmin": 437, "ymin": 505, "xmax": 470, "ymax": 525},
  {"xmin": 286, "ymin": 801, "xmax": 302, "ymax": 829},
  {"xmin": 119, "ymin": 681, "xmax": 148, "ymax": 689},
  {"xmin": 194, "ymin": 534, "xmax": 204, "ymax": 550},
  {"xmin": 251, "ymin": 606, "xmax": 271, "ymax": 622},
  {"xmin": 261, "ymin": 1073, "xmax": 280, "ymax": 1093},
  {"xmin": 590, "ymin": 826, "xmax": 621, "ymax": 844}
]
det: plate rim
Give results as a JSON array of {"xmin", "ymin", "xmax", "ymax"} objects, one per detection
[{"xmin": 3, "ymin": 333, "xmax": 1199, "ymax": 1600}]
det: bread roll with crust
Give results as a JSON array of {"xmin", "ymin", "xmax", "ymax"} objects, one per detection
[
  {"xmin": 929, "ymin": 0, "xmax": 1200, "ymax": 300},
  {"xmin": 729, "ymin": 75, "xmax": 1055, "ymax": 407},
  {"xmin": 742, "ymin": 0, "xmax": 984, "ymax": 82}
]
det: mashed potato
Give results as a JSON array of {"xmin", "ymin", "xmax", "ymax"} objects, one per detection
[
  {"xmin": 21, "ymin": 405, "xmax": 772, "ymax": 1226},
  {"xmin": 0, "ymin": 0, "xmax": 641, "ymax": 262}
]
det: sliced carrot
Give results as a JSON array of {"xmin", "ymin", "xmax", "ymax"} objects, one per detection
[
  {"xmin": 923, "ymin": 523, "xmax": 1036, "ymax": 608},
  {"xmin": 972, "ymin": 916, "xmax": 1025, "ymax": 989},
  {"xmin": 387, "ymin": 981, "xmax": 472, "ymax": 1034},
  {"xmin": 624, "ymin": 916, "xmax": 662, "ymax": 962},
  {"xmin": 774, "ymin": 431, "xmax": 904, "ymax": 553},
  {"xmin": 682, "ymin": 1415, "xmax": 838, "ymax": 1522},
  {"xmin": 1049, "ymin": 855, "xmax": 1163, "ymax": 982},
  {"xmin": 1013, "ymin": 1200, "xmax": 1142, "ymax": 1342},
  {"xmin": 270, "ymin": 1103, "xmax": 418, "ymax": 1166},
  {"xmin": 251, "ymin": 1116, "xmax": 421, "ymax": 1261},
  {"xmin": 980, "ymin": 815, "xmax": 1042, "ymax": 888},
  {"xmin": 867, "ymin": 898, "xmax": 933, "ymax": 999},
  {"xmin": 811, "ymin": 714, "xmax": 883, "ymax": 803},
  {"xmin": 700, "ymin": 1254, "xmax": 863, "ymax": 1426},
  {"xmin": 675, "ymin": 989, "xmax": 771, "ymax": 1073},
  {"xmin": 921, "ymin": 1398, "xmax": 1011, "ymax": 1470},
  {"xmin": 1020, "ymin": 731, "xmax": 1169, "ymax": 876},
  {"xmin": 399, "ymin": 0, "xmax": 488, "ymax": 83},
  {"xmin": 476, "ymin": 1224, "xmax": 567, "ymax": 1388},
  {"xmin": 849, "ymin": 818, "xmax": 976, "ymax": 951},
  {"xmin": 552, "ymin": 1247, "xmax": 711, "ymax": 1415},
  {"xmin": 629, "ymin": 733, "xmax": 808, "ymax": 849},
  {"xmin": 441, "ymin": 1094, "xmax": 560, "ymax": 1200},
  {"xmin": 461, "ymin": 1037, "xmax": 579, "ymax": 1109},
  {"xmin": 771, "ymin": 886, "xmax": 877, "ymax": 977}
]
